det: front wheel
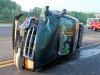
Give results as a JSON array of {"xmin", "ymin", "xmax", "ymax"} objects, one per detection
[
  {"xmin": 88, "ymin": 27, "xmax": 90, "ymax": 29},
  {"xmin": 93, "ymin": 28, "xmax": 97, "ymax": 31}
]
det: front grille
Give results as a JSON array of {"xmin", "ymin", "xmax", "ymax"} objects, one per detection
[{"xmin": 23, "ymin": 27, "xmax": 35, "ymax": 60}]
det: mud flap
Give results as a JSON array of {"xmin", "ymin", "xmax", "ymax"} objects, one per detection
[{"xmin": 77, "ymin": 23, "xmax": 84, "ymax": 48}]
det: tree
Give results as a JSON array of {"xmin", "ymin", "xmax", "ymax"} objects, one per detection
[
  {"xmin": 0, "ymin": 0, "xmax": 22, "ymax": 23},
  {"xmin": 67, "ymin": 11, "xmax": 95, "ymax": 24}
]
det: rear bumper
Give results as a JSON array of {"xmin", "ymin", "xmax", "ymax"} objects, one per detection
[{"xmin": 97, "ymin": 27, "xmax": 100, "ymax": 29}]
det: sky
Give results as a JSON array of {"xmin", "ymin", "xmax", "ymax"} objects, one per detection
[{"xmin": 11, "ymin": 0, "xmax": 100, "ymax": 13}]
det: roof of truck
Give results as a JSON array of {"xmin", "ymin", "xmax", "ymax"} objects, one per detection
[{"xmin": 60, "ymin": 14, "xmax": 79, "ymax": 22}]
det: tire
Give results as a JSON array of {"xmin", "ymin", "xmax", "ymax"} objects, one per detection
[
  {"xmin": 77, "ymin": 24, "xmax": 84, "ymax": 49},
  {"xmin": 93, "ymin": 28, "xmax": 97, "ymax": 31},
  {"xmin": 88, "ymin": 27, "xmax": 90, "ymax": 29}
]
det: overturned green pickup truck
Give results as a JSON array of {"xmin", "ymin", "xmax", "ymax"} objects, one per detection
[{"xmin": 12, "ymin": 6, "xmax": 84, "ymax": 70}]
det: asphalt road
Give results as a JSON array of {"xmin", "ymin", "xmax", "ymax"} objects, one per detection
[
  {"xmin": 0, "ymin": 26, "xmax": 12, "ymax": 38},
  {"xmin": 0, "ymin": 25, "xmax": 100, "ymax": 75}
]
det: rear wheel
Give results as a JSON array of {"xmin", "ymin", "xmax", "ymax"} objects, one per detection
[
  {"xmin": 77, "ymin": 23, "xmax": 84, "ymax": 49},
  {"xmin": 88, "ymin": 27, "xmax": 90, "ymax": 29},
  {"xmin": 93, "ymin": 28, "xmax": 97, "ymax": 31}
]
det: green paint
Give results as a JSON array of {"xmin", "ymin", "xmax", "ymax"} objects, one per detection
[{"xmin": 64, "ymin": 49, "xmax": 70, "ymax": 54}]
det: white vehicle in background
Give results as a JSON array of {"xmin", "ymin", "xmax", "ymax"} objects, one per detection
[
  {"xmin": 86, "ymin": 18, "xmax": 94, "ymax": 29},
  {"xmin": 86, "ymin": 18, "xmax": 100, "ymax": 31}
]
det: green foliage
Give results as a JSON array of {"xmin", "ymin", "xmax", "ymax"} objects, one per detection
[
  {"xmin": 0, "ymin": 0, "xmax": 96, "ymax": 24},
  {"xmin": 29, "ymin": 7, "xmax": 42, "ymax": 19},
  {"xmin": 0, "ymin": 0, "xmax": 21, "ymax": 23},
  {"xmin": 67, "ymin": 11, "xmax": 95, "ymax": 24}
]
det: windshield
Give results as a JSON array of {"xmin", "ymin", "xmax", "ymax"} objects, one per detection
[
  {"xmin": 93, "ymin": 19, "xmax": 99, "ymax": 22},
  {"xmin": 87, "ymin": 18, "xmax": 94, "ymax": 23},
  {"xmin": 59, "ymin": 17, "xmax": 75, "ymax": 35}
]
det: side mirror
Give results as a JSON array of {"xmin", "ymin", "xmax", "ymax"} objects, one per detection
[
  {"xmin": 15, "ymin": 13, "xmax": 24, "ymax": 20},
  {"xmin": 62, "ymin": 9, "xmax": 67, "ymax": 14}
]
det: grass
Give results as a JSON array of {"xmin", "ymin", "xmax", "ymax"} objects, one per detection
[{"xmin": 0, "ymin": 23, "xmax": 12, "ymax": 26}]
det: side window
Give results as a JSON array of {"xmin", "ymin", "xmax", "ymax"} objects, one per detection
[
  {"xmin": 87, "ymin": 19, "xmax": 91, "ymax": 23},
  {"xmin": 94, "ymin": 19, "xmax": 98, "ymax": 22},
  {"xmin": 59, "ymin": 17, "xmax": 75, "ymax": 35},
  {"xmin": 99, "ymin": 19, "xmax": 100, "ymax": 22},
  {"xmin": 60, "ymin": 18, "xmax": 74, "ymax": 26}
]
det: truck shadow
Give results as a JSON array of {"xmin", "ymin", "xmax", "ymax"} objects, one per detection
[
  {"xmin": 96, "ymin": 30, "xmax": 100, "ymax": 32},
  {"xmin": 13, "ymin": 49, "xmax": 81, "ymax": 75},
  {"xmin": 34, "ymin": 49, "xmax": 81, "ymax": 72}
]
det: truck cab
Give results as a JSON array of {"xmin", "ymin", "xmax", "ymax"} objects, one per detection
[
  {"xmin": 90, "ymin": 18, "xmax": 100, "ymax": 31},
  {"xmin": 87, "ymin": 18, "xmax": 100, "ymax": 31}
]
